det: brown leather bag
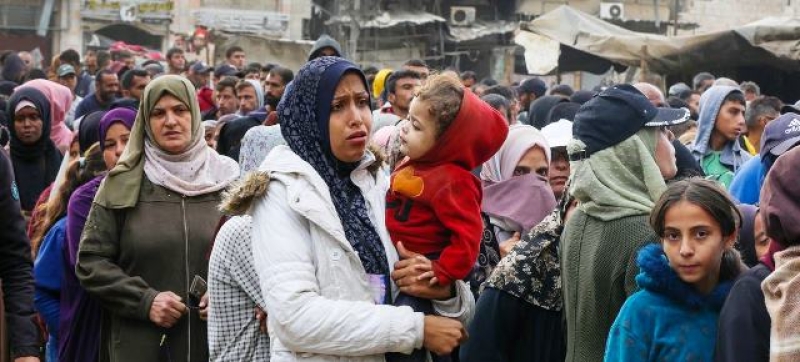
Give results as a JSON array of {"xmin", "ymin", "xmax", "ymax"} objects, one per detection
[{"xmin": 0, "ymin": 278, "xmax": 9, "ymax": 362}]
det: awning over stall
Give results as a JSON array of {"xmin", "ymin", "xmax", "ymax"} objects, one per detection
[{"xmin": 516, "ymin": 5, "xmax": 800, "ymax": 75}]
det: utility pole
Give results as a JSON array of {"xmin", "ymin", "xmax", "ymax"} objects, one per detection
[
  {"xmin": 654, "ymin": 0, "xmax": 661, "ymax": 32},
  {"xmin": 673, "ymin": 0, "xmax": 680, "ymax": 35},
  {"xmin": 349, "ymin": 0, "xmax": 360, "ymax": 63}
]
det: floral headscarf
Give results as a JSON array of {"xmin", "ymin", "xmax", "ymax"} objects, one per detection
[{"xmin": 278, "ymin": 56, "xmax": 388, "ymax": 275}]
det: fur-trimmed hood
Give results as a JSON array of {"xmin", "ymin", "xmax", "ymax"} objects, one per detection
[
  {"xmin": 219, "ymin": 144, "xmax": 385, "ymax": 216},
  {"xmin": 636, "ymin": 244, "xmax": 733, "ymax": 311}
]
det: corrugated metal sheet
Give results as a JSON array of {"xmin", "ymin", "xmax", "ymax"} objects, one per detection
[
  {"xmin": 194, "ymin": 8, "xmax": 289, "ymax": 37},
  {"xmin": 448, "ymin": 21, "xmax": 517, "ymax": 42},
  {"xmin": 326, "ymin": 10, "xmax": 445, "ymax": 29}
]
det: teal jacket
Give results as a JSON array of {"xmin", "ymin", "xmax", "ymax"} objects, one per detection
[{"xmin": 604, "ymin": 244, "xmax": 733, "ymax": 362}]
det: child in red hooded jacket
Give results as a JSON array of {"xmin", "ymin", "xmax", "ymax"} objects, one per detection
[{"xmin": 386, "ymin": 74, "xmax": 508, "ymax": 362}]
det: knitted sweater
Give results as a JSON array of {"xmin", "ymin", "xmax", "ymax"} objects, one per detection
[
  {"xmin": 561, "ymin": 209, "xmax": 658, "ymax": 362},
  {"xmin": 763, "ymin": 245, "xmax": 800, "ymax": 362}
]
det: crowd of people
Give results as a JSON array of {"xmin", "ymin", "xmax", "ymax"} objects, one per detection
[{"xmin": 1, "ymin": 32, "xmax": 800, "ymax": 362}]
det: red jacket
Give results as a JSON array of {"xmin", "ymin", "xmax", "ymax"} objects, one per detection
[
  {"xmin": 386, "ymin": 90, "xmax": 508, "ymax": 285},
  {"xmin": 197, "ymin": 86, "xmax": 215, "ymax": 113}
]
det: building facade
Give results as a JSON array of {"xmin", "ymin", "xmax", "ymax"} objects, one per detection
[{"xmin": 49, "ymin": 0, "xmax": 311, "ymax": 62}]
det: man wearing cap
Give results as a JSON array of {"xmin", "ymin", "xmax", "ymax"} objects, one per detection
[
  {"xmin": 56, "ymin": 64, "xmax": 83, "ymax": 129},
  {"xmin": 668, "ymin": 82, "xmax": 691, "ymax": 98},
  {"xmin": 729, "ymin": 112, "xmax": 800, "ymax": 205},
  {"xmin": 213, "ymin": 64, "xmax": 239, "ymax": 88},
  {"xmin": 58, "ymin": 49, "xmax": 93, "ymax": 98},
  {"xmin": 189, "ymin": 62, "xmax": 215, "ymax": 113},
  {"xmin": 560, "ymin": 84, "xmax": 688, "ymax": 362},
  {"xmin": 516, "ymin": 78, "xmax": 547, "ymax": 125}
]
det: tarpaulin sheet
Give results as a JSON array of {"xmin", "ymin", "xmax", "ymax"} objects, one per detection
[{"xmin": 516, "ymin": 5, "xmax": 800, "ymax": 75}]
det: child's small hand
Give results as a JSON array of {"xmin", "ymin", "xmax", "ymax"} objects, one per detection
[{"xmin": 410, "ymin": 268, "xmax": 440, "ymax": 286}]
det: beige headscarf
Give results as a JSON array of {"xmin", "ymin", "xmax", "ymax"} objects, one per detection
[
  {"xmin": 94, "ymin": 75, "xmax": 239, "ymax": 209},
  {"xmin": 568, "ymin": 128, "xmax": 667, "ymax": 221}
]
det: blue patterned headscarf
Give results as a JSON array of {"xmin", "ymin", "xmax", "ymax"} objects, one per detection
[{"xmin": 278, "ymin": 56, "xmax": 388, "ymax": 275}]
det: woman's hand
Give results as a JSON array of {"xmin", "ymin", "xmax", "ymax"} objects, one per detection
[
  {"xmin": 198, "ymin": 292, "xmax": 209, "ymax": 321},
  {"xmin": 149, "ymin": 291, "xmax": 187, "ymax": 328},
  {"xmin": 391, "ymin": 243, "xmax": 454, "ymax": 300},
  {"xmin": 499, "ymin": 232, "xmax": 521, "ymax": 258},
  {"xmin": 423, "ymin": 315, "xmax": 468, "ymax": 356}
]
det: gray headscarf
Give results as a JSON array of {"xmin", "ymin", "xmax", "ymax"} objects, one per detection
[{"xmin": 238, "ymin": 125, "xmax": 286, "ymax": 176}]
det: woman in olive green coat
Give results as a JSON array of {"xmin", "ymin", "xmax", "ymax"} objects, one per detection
[{"xmin": 77, "ymin": 75, "xmax": 239, "ymax": 362}]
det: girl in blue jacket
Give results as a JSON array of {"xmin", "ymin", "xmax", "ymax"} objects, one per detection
[{"xmin": 604, "ymin": 178, "xmax": 745, "ymax": 361}]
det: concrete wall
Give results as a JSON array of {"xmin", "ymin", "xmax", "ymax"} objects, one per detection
[
  {"xmin": 286, "ymin": 0, "xmax": 311, "ymax": 40},
  {"xmin": 52, "ymin": 0, "xmax": 311, "ymax": 57},
  {"xmin": 678, "ymin": 0, "xmax": 800, "ymax": 34},
  {"xmin": 517, "ymin": 0, "xmax": 672, "ymax": 20},
  {"xmin": 200, "ymin": 0, "xmax": 279, "ymax": 9}
]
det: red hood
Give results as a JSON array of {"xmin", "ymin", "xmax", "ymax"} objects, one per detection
[{"xmin": 412, "ymin": 89, "xmax": 508, "ymax": 170}]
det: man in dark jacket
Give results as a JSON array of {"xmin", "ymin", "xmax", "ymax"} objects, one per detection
[
  {"xmin": 0, "ymin": 149, "xmax": 40, "ymax": 361},
  {"xmin": 74, "ymin": 69, "xmax": 119, "ymax": 120}
]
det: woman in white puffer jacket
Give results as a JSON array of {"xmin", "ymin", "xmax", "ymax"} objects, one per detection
[{"xmin": 231, "ymin": 57, "xmax": 473, "ymax": 362}]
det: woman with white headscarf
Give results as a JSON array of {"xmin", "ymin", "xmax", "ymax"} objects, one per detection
[{"xmin": 470, "ymin": 124, "xmax": 558, "ymax": 298}]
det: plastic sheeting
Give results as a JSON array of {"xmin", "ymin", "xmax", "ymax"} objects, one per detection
[{"xmin": 516, "ymin": 5, "xmax": 800, "ymax": 75}]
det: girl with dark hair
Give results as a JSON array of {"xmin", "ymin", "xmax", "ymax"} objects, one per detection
[
  {"xmin": 32, "ymin": 143, "xmax": 106, "ymax": 362},
  {"xmin": 604, "ymin": 178, "xmax": 745, "ymax": 361}
]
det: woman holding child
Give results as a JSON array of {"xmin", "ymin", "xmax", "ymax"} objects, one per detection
[{"xmin": 243, "ymin": 57, "xmax": 474, "ymax": 361}]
